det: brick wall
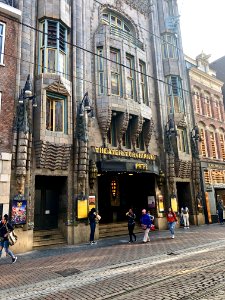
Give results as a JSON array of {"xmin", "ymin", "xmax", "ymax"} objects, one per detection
[{"xmin": 0, "ymin": 14, "xmax": 19, "ymax": 153}]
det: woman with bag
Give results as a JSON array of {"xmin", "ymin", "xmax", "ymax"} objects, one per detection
[
  {"xmin": 88, "ymin": 208, "xmax": 99, "ymax": 244},
  {"xmin": 166, "ymin": 208, "xmax": 177, "ymax": 239},
  {"xmin": 140, "ymin": 209, "xmax": 152, "ymax": 243},
  {"xmin": 0, "ymin": 214, "xmax": 17, "ymax": 263},
  {"xmin": 126, "ymin": 208, "xmax": 136, "ymax": 243}
]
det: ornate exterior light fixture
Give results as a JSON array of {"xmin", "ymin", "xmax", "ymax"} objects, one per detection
[
  {"xmin": 157, "ymin": 170, "xmax": 165, "ymax": 189},
  {"xmin": 89, "ymin": 160, "xmax": 98, "ymax": 189}
]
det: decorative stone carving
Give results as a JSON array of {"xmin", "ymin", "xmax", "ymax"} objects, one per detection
[
  {"xmin": 117, "ymin": 111, "xmax": 129, "ymax": 149},
  {"xmin": 46, "ymin": 79, "xmax": 70, "ymax": 96},
  {"xmin": 131, "ymin": 115, "xmax": 143, "ymax": 150},
  {"xmin": 35, "ymin": 141, "xmax": 71, "ymax": 170},
  {"xmin": 97, "ymin": 106, "xmax": 112, "ymax": 146},
  {"xmin": 143, "ymin": 118, "xmax": 154, "ymax": 150},
  {"xmin": 175, "ymin": 159, "xmax": 192, "ymax": 179}
]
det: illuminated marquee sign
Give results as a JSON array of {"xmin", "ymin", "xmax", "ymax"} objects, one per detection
[
  {"xmin": 135, "ymin": 163, "xmax": 148, "ymax": 170},
  {"xmin": 94, "ymin": 147, "xmax": 156, "ymax": 161}
]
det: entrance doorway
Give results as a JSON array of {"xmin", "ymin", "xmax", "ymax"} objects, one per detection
[
  {"xmin": 176, "ymin": 182, "xmax": 192, "ymax": 212},
  {"xmin": 98, "ymin": 172, "xmax": 156, "ymax": 223},
  {"xmin": 34, "ymin": 176, "xmax": 67, "ymax": 230}
]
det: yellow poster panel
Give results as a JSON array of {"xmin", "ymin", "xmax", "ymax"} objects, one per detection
[
  {"xmin": 77, "ymin": 199, "xmax": 88, "ymax": 219},
  {"xmin": 171, "ymin": 197, "xmax": 178, "ymax": 212},
  {"xmin": 158, "ymin": 195, "xmax": 164, "ymax": 212},
  {"xmin": 89, "ymin": 195, "xmax": 96, "ymax": 211}
]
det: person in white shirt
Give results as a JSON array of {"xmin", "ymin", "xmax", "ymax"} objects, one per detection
[{"xmin": 181, "ymin": 207, "xmax": 189, "ymax": 229}]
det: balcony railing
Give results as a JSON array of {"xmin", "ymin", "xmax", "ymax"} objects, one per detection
[
  {"xmin": 110, "ymin": 26, "xmax": 144, "ymax": 51},
  {"xmin": 0, "ymin": 0, "xmax": 18, "ymax": 9}
]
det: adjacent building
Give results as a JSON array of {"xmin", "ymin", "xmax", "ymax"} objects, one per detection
[
  {"xmin": 0, "ymin": 0, "xmax": 21, "ymax": 219},
  {"xmin": 0, "ymin": 0, "xmax": 200, "ymax": 252},
  {"xmin": 186, "ymin": 53, "xmax": 225, "ymax": 223}
]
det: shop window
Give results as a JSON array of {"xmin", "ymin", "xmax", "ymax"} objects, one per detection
[
  {"xmin": 204, "ymin": 170, "xmax": 211, "ymax": 185},
  {"xmin": 0, "ymin": 22, "xmax": 6, "ymax": 64},
  {"xmin": 162, "ymin": 34, "xmax": 177, "ymax": 59},
  {"xmin": 39, "ymin": 20, "xmax": 67, "ymax": 76},
  {"xmin": 46, "ymin": 93, "xmax": 67, "ymax": 133},
  {"xmin": 200, "ymin": 128, "xmax": 207, "ymax": 158},
  {"xmin": 167, "ymin": 76, "xmax": 184, "ymax": 113},
  {"xmin": 139, "ymin": 61, "xmax": 147, "ymax": 105},
  {"xmin": 126, "ymin": 54, "xmax": 135, "ymax": 100},
  {"xmin": 177, "ymin": 128, "xmax": 189, "ymax": 153},
  {"xmin": 110, "ymin": 48, "xmax": 121, "ymax": 96},
  {"xmin": 97, "ymin": 47, "xmax": 104, "ymax": 95}
]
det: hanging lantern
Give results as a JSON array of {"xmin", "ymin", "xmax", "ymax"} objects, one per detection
[{"xmin": 89, "ymin": 160, "xmax": 98, "ymax": 189}]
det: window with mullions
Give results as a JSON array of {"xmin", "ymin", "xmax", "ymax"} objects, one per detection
[
  {"xmin": 136, "ymin": 131, "xmax": 145, "ymax": 151},
  {"xmin": 126, "ymin": 54, "xmax": 135, "ymax": 100},
  {"xmin": 97, "ymin": 47, "xmax": 104, "ymax": 95},
  {"xmin": 139, "ymin": 61, "xmax": 147, "ymax": 104},
  {"xmin": 102, "ymin": 12, "xmax": 131, "ymax": 34},
  {"xmin": 177, "ymin": 128, "xmax": 189, "ymax": 153},
  {"xmin": 162, "ymin": 34, "xmax": 177, "ymax": 59},
  {"xmin": 0, "ymin": 22, "xmax": 6, "ymax": 64},
  {"xmin": 39, "ymin": 20, "xmax": 67, "ymax": 76},
  {"xmin": 110, "ymin": 48, "xmax": 121, "ymax": 96},
  {"xmin": 167, "ymin": 76, "xmax": 184, "ymax": 113},
  {"xmin": 46, "ymin": 93, "xmax": 67, "ymax": 133}
]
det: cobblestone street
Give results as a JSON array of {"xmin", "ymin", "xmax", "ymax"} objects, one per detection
[{"xmin": 1, "ymin": 224, "xmax": 225, "ymax": 299}]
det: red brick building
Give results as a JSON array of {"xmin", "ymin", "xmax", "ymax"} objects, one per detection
[
  {"xmin": 186, "ymin": 53, "xmax": 225, "ymax": 223},
  {"xmin": 0, "ymin": 1, "xmax": 21, "ymax": 217}
]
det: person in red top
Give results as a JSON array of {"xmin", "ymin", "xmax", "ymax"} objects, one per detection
[{"xmin": 166, "ymin": 207, "xmax": 177, "ymax": 239}]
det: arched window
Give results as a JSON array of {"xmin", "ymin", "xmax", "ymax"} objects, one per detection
[
  {"xmin": 209, "ymin": 126, "xmax": 217, "ymax": 159},
  {"xmin": 101, "ymin": 12, "xmax": 132, "ymax": 34},
  {"xmin": 193, "ymin": 88, "xmax": 202, "ymax": 114}
]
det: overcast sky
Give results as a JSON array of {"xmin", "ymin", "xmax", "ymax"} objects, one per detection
[{"xmin": 177, "ymin": 0, "xmax": 225, "ymax": 63}]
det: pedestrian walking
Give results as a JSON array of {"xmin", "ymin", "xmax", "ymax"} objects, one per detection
[
  {"xmin": 181, "ymin": 206, "xmax": 189, "ymax": 229},
  {"xmin": 140, "ymin": 209, "xmax": 151, "ymax": 243},
  {"xmin": 0, "ymin": 214, "xmax": 17, "ymax": 263},
  {"xmin": 166, "ymin": 208, "xmax": 177, "ymax": 239},
  {"xmin": 217, "ymin": 199, "xmax": 224, "ymax": 225},
  {"xmin": 126, "ymin": 208, "xmax": 136, "ymax": 243},
  {"xmin": 88, "ymin": 208, "xmax": 97, "ymax": 244}
]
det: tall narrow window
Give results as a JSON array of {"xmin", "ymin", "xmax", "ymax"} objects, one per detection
[
  {"xmin": 46, "ymin": 94, "xmax": 67, "ymax": 133},
  {"xmin": 39, "ymin": 20, "xmax": 67, "ymax": 76},
  {"xmin": 107, "ymin": 115, "xmax": 117, "ymax": 147},
  {"xmin": 97, "ymin": 47, "xmax": 104, "ymax": 95},
  {"xmin": 204, "ymin": 170, "xmax": 211, "ymax": 185},
  {"xmin": 167, "ymin": 0, "xmax": 174, "ymax": 16},
  {"xmin": 177, "ymin": 128, "xmax": 189, "ymax": 153},
  {"xmin": 162, "ymin": 34, "xmax": 177, "ymax": 59},
  {"xmin": 214, "ymin": 101, "xmax": 220, "ymax": 120},
  {"xmin": 209, "ymin": 131, "xmax": 217, "ymax": 159},
  {"xmin": 167, "ymin": 76, "xmax": 184, "ymax": 113},
  {"xmin": 220, "ymin": 134, "xmax": 225, "ymax": 161},
  {"xmin": 205, "ymin": 93, "xmax": 212, "ymax": 117},
  {"xmin": 139, "ymin": 61, "xmax": 147, "ymax": 104},
  {"xmin": 200, "ymin": 128, "xmax": 207, "ymax": 158},
  {"xmin": 122, "ymin": 121, "xmax": 132, "ymax": 149},
  {"xmin": 194, "ymin": 89, "xmax": 202, "ymax": 114},
  {"xmin": 136, "ymin": 131, "xmax": 145, "ymax": 151},
  {"xmin": 126, "ymin": 54, "xmax": 135, "ymax": 100},
  {"xmin": 110, "ymin": 49, "xmax": 121, "ymax": 96},
  {"xmin": 0, "ymin": 22, "xmax": 6, "ymax": 64}
]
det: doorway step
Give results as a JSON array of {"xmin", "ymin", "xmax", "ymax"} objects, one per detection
[
  {"xmin": 99, "ymin": 222, "xmax": 142, "ymax": 238},
  {"xmin": 33, "ymin": 229, "xmax": 66, "ymax": 249}
]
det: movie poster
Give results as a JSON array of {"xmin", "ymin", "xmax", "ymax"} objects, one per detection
[{"xmin": 11, "ymin": 199, "xmax": 27, "ymax": 225}]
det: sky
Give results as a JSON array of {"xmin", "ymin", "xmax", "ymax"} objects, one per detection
[{"xmin": 177, "ymin": 0, "xmax": 225, "ymax": 63}]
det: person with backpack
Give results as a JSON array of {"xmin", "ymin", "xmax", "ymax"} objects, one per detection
[
  {"xmin": 140, "ymin": 209, "xmax": 152, "ymax": 243},
  {"xmin": 181, "ymin": 206, "xmax": 189, "ymax": 228},
  {"xmin": 166, "ymin": 208, "xmax": 177, "ymax": 239},
  {"xmin": 0, "ymin": 214, "xmax": 17, "ymax": 263},
  {"xmin": 126, "ymin": 208, "xmax": 136, "ymax": 243}
]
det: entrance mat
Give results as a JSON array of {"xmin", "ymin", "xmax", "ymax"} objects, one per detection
[{"xmin": 56, "ymin": 268, "xmax": 82, "ymax": 277}]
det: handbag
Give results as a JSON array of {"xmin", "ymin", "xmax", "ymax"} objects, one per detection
[
  {"xmin": 150, "ymin": 224, "xmax": 155, "ymax": 231},
  {"xmin": 141, "ymin": 224, "xmax": 147, "ymax": 230},
  {"xmin": 6, "ymin": 224, "xmax": 18, "ymax": 246},
  {"xmin": 96, "ymin": 214, "xmax": 101, "ymax": 221}
]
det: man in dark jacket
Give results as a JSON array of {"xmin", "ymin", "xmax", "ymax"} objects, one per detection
[
  {"xmin": 217, "ymin": 199, "xmax": 224, "ymax": 225},
  {"xmin": 88, "ymin": 208, "xmax": 97, "ymax": 244},
  {"xmin": 0, "ymin": 214, "xmax": 17, "ymax": 263}
]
